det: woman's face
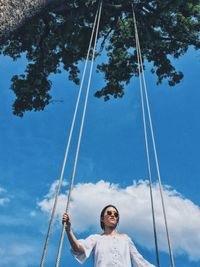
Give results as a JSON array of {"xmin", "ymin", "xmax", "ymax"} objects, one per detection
[{"xmin": 102, "ymin": 206, "xmax": 119, "ymax": 229}]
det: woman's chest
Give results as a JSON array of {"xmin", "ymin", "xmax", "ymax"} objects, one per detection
[{"xmin": 93, "ymin": 236, "xmax": 131, "ymax": 267}]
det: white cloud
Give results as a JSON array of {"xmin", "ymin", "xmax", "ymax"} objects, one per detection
[
  {"xmin": 45, "ymin": 179, "xmax": 68, "ymax": 198},
  {"xmin": 0, "ymin": 187, "xmax": 6, "ymax": 193},
  {"xmin": 0, "ymin": 186, "xmax": 10, "ymax": 206},
  {"xmin": 30, "ymin": 211, "xmax": 37, "ymax": 217},
  {"xmin": 38, "ymin": 179, "xmax": 200, "ymax": 262}
]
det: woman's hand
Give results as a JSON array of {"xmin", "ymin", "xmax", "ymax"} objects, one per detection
[
  {"xmin": 62, "ymin": 212, "xmax": 71, "ymax": 231},
  {"xmin": 62, "ymin": 212, "xmax": 84, "ymax": 253}
]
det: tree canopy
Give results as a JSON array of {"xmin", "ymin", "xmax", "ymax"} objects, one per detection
[{"xmin": 1, "ymin": 0, "xmax": 200, "ymax": 116}]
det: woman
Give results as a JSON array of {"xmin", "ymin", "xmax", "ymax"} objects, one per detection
[{"xmin": 62, "ymin": 204, "xmax": 155, "ymax": 267}]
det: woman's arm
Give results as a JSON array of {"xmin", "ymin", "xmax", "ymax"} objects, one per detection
[{"xmin": 62, "ymin": 212, "xmax": 84, "ymax": 253}]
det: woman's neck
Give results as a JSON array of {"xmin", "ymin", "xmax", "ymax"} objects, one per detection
[{"xmin": 103, "ymin": 227, "xmax": 117, "ymax": 235}]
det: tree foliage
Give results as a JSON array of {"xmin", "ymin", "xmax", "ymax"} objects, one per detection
[{"xmin": 0, "ymin": 0, "xmax": 199, "ymax": 116}]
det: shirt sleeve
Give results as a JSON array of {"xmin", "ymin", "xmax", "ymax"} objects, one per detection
[
  {"xmin": 128, "ymin": 238, "xmax": 156, "ymax": 267},
  {"xmin": 71, "ymin": 234, "xmax": 97, "ymax": 264}
]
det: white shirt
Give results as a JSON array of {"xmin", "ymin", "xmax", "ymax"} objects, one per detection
[{"xmin": 71, "ymin": 234, "xmax": 155, "ymax": 267}]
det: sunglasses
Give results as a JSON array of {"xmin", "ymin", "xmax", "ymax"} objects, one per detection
[{"xmin": 106, "ymin": 210, "xmax": 119, "ymax": 218}]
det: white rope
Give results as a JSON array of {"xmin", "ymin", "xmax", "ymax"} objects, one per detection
[
  {"xmin": 132, "ymin": 8, "xmax": 160, "ymax": 267},
  {"xmin": 39, "ymin": 5, "xmax": 100, "ymax": 267},
  {"xmin": 54, "ymin": 1, "xmax": 103, "ymax": 267},
  {"xmin": 132, "ymin": 8, "xmax": 175, "ymax": 267}
]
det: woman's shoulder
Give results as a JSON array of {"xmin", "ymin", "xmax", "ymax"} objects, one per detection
[
  {"xmin": 86, "ymin": 234, "xmax": 101, "ymax": 240},
  {"xmin": 80, "ymin": 234, "xmax": 101, "ymax": 244},
  {"xmin": 117, "ymin": 233, "xmax": 132, "ymax": 241},
  {"xmin": 117, "ymin": 232, "xmax": 129, "ymax": 237}
]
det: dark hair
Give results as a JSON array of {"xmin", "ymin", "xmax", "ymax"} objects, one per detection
[{"xmin": 100, "ymin": 204, "xmax": 120, "ymax": 230}]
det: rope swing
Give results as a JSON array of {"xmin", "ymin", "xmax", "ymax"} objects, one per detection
[
  {"xmin": 55, "ymin": 2, "xmax": 102, "ymax": 266},
  {"xmin": 39, "ymin": 1, "xmax": 102, "ymax": 267},
  {"xmin": 132, "ymin": 7, "xmax": 160, "ymax": 267},
  {"xmin": 132, "ymin": 7, "xmax": 175, "ymax": 267},
  {"xmin": 39, "ymin": 2, "xmax": 176, "ymax": 267}
]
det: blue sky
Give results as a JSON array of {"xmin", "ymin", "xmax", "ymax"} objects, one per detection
[{"xmin": 0, "ymin": 45, "xmax": 200, "ymax": 267}]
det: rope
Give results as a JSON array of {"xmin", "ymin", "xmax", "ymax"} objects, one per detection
[
  {"xmin": 39, "ymin": 5, "xmax": 100, "ymax": 267},
  {"xmin": 132, "ymin": 7, "xmax": 160, "ymax": 267},
  {"xmin": 55, "ymin": 1, "xmax": 103, "ymax": 266},
  {"xmin": 132, "ymin": 8, "xmax": 175, "ymax": 267}
]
